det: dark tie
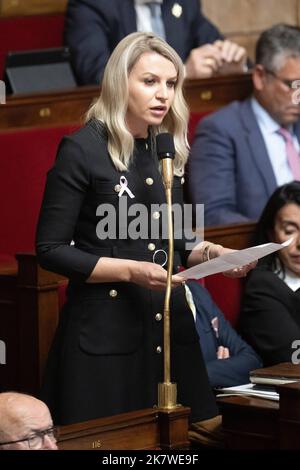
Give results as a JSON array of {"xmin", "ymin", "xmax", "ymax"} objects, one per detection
[
  {"xmin": 147, "ymin": 2, "xmax": 166, "ymax": 39},
  {"xmin": 277, "ymin": 127, "xmax": 300, "ymax": 180}
]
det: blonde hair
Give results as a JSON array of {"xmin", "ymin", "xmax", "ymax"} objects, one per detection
[{"xmin": 86, "ymin": 32, "xmax": 189, "ymax": 176}]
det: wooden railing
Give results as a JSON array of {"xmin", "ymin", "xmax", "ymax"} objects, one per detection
[
  {"xmin": 0, "ymin": 73, "xmax": 252, "ymax": 130},
  {"xmin": 218, "ymin": 377, "xmax": 300, "ymax": 450},
  {"xmin": 0, "ymin": 254, "xmax": 61, "ymax": 393},
  {"xmin": 0, "ymin": 0, "xmax": 67, "ymax": 17},
  {"xmin": 205, "ymin": 222, "xmax": 256, "ymax": 250},
  {"xmin": 58, "ymin": 407, "xmax": 190, "ymax": 450}
]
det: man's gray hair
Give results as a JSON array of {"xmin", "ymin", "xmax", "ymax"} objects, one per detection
[{"xmin": 256, "ymin": 23, "xmax": 300, "ymax": 72}]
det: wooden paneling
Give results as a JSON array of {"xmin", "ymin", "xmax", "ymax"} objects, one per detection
[
  {"xmin": 58, "ymin": 407, "xmax": 190, "ymax": 450},
  {"xmin": 205, "ymin": 222, "xmax": 256, "ymax": 250},
  {"xmin": 218, "ymin": 395, "xmax": 279, "ymax": 449},
  {"xmin": 219, "ymin": 380, "xmax": 300, "ymax": 450},
  {"xmin": 298, "ymin": 0, "xmax": 300, "ymax": 24},
  {"xmin": 202, "ymin": 0, "xmax": 299, "ymax": 62},
  {"xmin": 279, "ymin": 382, "xmax": 300, "ymax": 450},
  {"xmin": 0, "ymin": 85, "xmax": 98, "ymax": 130},
  {"xmin": 0, "ymin": 254, "xmax": 61, "ymax": 394},
  {"xmin": 0, "ymin": 0, "xmax": 67, "ymax": 17},
  {"xmin": 185, "ymin": 73, "xmax": 252, "ymax": 114},
  {"xmin": 16, "ymin": 254, "xmax": 61, "ymax": 393},
  {"xmin": 227, "ymin": 33, "xmax": 258, "ymax": 64},
  {"xmin": 202, "ymin": 0, "xmax": 298, "ymax": 34},
  {"xmin": 0, "ymin": 264, "xmax": 18, "ymax": 391}
]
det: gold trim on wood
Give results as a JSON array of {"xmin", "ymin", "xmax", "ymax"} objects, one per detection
[{"xmin": 0, "ymin": 0, "xmax": 67, "ymax": 17}]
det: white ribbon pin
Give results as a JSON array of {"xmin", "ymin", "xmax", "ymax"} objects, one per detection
[{"xmin": 118, "ymin": 176, "xmax": 135, "ymax": 198}]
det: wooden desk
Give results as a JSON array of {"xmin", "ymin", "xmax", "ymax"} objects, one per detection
[
  {"xmin": 218, "ymin": 381, "xmax": 300, "ymax": 450},
  {"xmin": 218, "ymin": 395, "xmax": 279, "ymax": 449},
  {"xmin": 58, "ymin": 407, "xmax": 190, "ymax": 451},
  {"xmin": 0, "ymin": 85, "xmax": 98, "ymax": 130},
  {"xmin": 278, "ymin": 382, "xmax": 300, "ymax": 450},
  {"xmin": 0, "ymin": 73, "xmax": 252, "ymax": 130},
  {"xmin": 184, "ymin": 73, "xmax": 252, "ymax": 114},
  {"xmin": 205, "ymin": 222, "xmax": 256, "ymax": 250},
  {"xmin": 0, "ymin": 0, "xmax": 67, "ymax": 17},
  {"xmin": 0, "ymin": 254, "xmax": 61, "ymax": 393}
]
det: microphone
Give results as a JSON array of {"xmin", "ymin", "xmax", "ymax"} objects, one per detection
[{"xmin": 156, "ymin": 133, "xmax": 175, "ymax": 190}]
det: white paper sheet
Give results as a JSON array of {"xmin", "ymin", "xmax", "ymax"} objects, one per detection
[
  {"xmin": 178, "ymin": 238, "xmax": 292, "ymax": 280},
  {"xmin": 216, "ymin": 383, "xmax": 279, "ymax": 401}
]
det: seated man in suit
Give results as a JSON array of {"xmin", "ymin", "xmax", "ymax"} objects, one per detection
[
  {"xmin": 0, "ymin": 392, "xmax": 58, "ymax": 450},
  {"xmin": 65, "ymin": 0, "xmax": 247, "ymax": 85},
  {"xmin": 187, "ymin": 281, "xmax": 261, "ymax": 388},
  {"xmin": 188, "ymin": 24, "xmax": 300, "ymax": 226}
]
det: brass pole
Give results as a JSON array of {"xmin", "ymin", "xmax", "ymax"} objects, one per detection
[{"xmin": 157, "ymin": 159, "xmax": 178, "ymax": 409}]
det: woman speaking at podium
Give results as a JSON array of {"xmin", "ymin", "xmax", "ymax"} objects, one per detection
[{"xmin": 36, "ymin": 32, "xmax": 252, "ymax": 442}]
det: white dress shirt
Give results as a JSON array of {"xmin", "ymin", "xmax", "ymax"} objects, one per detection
[
  {"xmin": 251, "ymin": 98, "xmax": 300, "ymax": 186},
  {"xmin": 277, "ymin": 262, "xmax": 300, "ymax": 292},
  {"xmin": 135, "ymin": 0, "xmax": 164, "ymax": 36}
]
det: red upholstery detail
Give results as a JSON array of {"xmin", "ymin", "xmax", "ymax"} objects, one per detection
[
  {"xmin": 58, "ymin": 282, "xmax": 68, "ymax": 310},
  {"xmin": 203, "ymin": 274, "xmax": 243, "ymax": 327},
  {"xmin": 0, "ymin": 14, "xmax": 64, "ymax": 78},
  {"xmin": 188, "ymin": 111, "xmax": 210, "ymax": 144},
  {"xmin": 0, "ymin": 253, "xmax": 17, "ymax": 272},
  {"xmin": 0, "ymin": 125, "xmax": 77, "ymax": 256},
  {"xmin": 0, "ymin": 253, "xmax": 15, "ymax": 263},
  {"xmin": 185, "ymin": 109, "xmax": 242, "ymax": 325},
  {"xmin": 179, "ymin": 267, "xmax": 241, "ymax": 326}
]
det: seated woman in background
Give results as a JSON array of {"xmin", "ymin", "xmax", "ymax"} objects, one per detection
[
  {"xmin": 240, "ymin": 182, "xmax": 300, "ymax": 366},
  {"xmin": 187, "ymin": 281, "xmax": 261, "ymax": 388}
]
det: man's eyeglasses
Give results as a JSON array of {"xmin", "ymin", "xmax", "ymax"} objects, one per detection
[
  {"xmin": 0, "ymin": 426, "xmax": 58, "ymax": 449},
  {"xmin": 265, "ymin": 69, "xmax": 296, "ymax": 90}
]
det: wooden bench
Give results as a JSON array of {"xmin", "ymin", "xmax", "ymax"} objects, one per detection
[
  {"xmin": 218, "ymin": 379, "xmax": 300, "ymax": 450},
  {"xmin": 57, "ymin": 407, "xmax": 190, "ymax": 450},
  {"xmin": 0, "ymin": 0, "xmax": 67, "ymax": 17},
  {"xmin": 0, "ymin": 73, "xmax": 253, "ymax": 130},
  {"xmin": 56, "ymin": 380, "xmax": 300, "ymax": 450}
]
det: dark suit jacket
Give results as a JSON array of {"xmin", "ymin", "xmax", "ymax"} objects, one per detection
[
  {"xmin": 65, "ymin": 0, "xmax": 222, "ymax": 84},
  {"xmin": 188, "ymin": 98, "xmax": 300, "ymax": 226},
  {"xmin": 188, "ymin": 281, "xmax": 261, "ymax": 388},
  {"xmin": 240, "ymin": 267, "xmax": 300, "ymax": 366}
]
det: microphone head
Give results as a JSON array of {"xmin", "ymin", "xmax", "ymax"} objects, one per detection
[{"xmin": 156, "ymin": 133, "xmax": 175, "ymax": 160}]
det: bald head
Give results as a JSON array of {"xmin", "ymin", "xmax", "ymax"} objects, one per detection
[{"xmin": 0, "ymin": 392, "xmax": 57, "ymax": 450}]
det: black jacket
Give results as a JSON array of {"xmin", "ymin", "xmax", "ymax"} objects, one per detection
[{"xmin": 240, "ymin": 267, "xmax": 300, "ymax": 366}]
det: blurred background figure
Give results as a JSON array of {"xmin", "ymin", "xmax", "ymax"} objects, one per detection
[
  {"xmin": 64, "ymin": 0, "xmax": 247, "ymax": 85},
  {"xmin": 189, "ymin": 24, "xmax": 300, "ymax": 226},
  {"xmin": 0, "ymin": 392, "xmax": 58, "ymax": 450},
  {"xmin": 187, "ymin": 281, "xmax": 261, "ymax": 388},
  {"xmin": 240, "ymin": 182, "xmax": 300, "ymax": 366}
]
